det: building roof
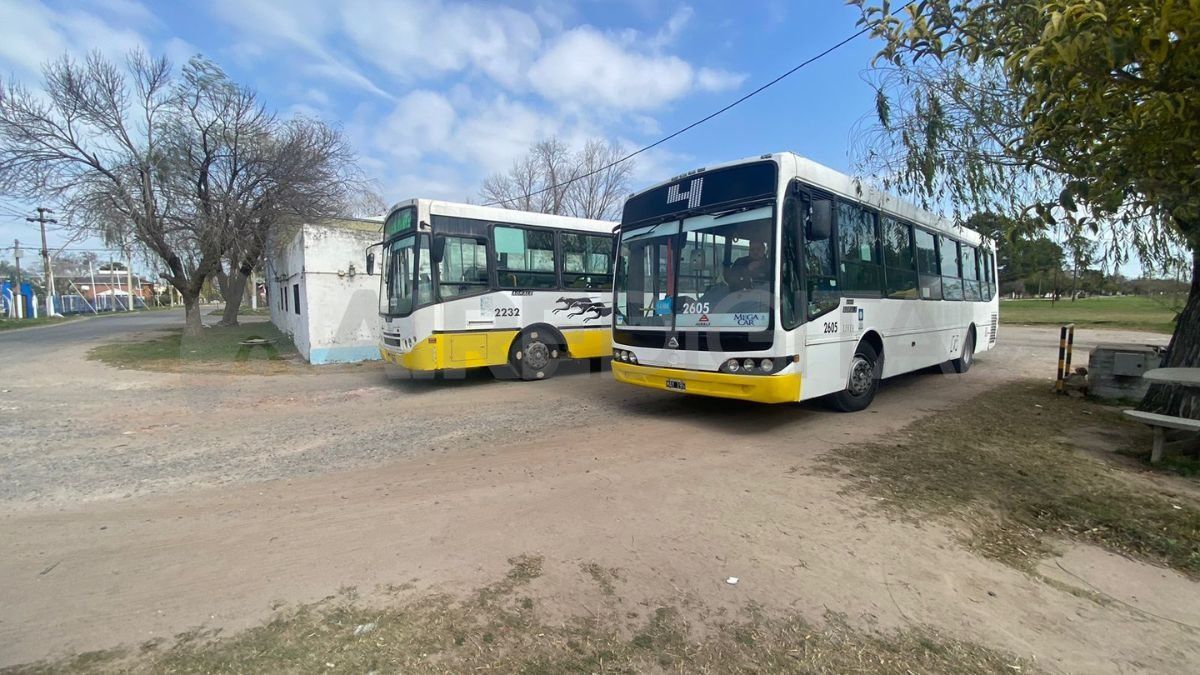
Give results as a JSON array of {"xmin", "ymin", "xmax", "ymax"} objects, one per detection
[{"xmin": 317, "ymin": 216, "xmax": 384, "ymax": 233}]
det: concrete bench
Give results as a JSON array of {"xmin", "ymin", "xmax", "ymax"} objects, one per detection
[{"xmin": 1123, "ymin": 410, "xmax": 1200, "ymax": 463}]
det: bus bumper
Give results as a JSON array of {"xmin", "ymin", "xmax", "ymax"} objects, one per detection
[{"xmin": 612, "ymin": 361, "xmax": 801, "ymax": 404}]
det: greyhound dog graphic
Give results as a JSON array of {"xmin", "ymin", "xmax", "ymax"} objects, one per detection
[
  {"xmin": 553, "ymin": 296, "xmax": 596, "ymax": 314},
  {"xmin": 576, "ymin": 304, "xmax": 614, "ymax": 322}
]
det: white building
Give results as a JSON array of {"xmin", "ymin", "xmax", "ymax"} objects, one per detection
[{"xmin": 266, "ymin": 217, "xmax": 383, "ymax": 364}]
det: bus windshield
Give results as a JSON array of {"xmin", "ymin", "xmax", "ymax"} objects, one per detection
[
  {"xmin": 616, "ymin": 205, "xmax": 773, "ymax": 330},
  {"xmin": 383, "ymin": 235, "xmax": 417, "ymax": 315}
]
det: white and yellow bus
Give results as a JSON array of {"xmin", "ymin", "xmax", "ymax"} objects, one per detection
[
  {"xmin": 370, "ymin": 199, "xmax": 616, "ymax": 380},
  {"xmin": 610, "ymin": 152, "xmax": 999, "ymax": 410}
]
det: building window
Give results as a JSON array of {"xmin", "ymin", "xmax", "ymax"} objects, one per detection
[
  {"xmin": 282, "ymin": 285, "xmax": 288, "ymax": 312},
  {"xmin": 293, "ymin": 283, "xmax": 300, "ymax": 315}
]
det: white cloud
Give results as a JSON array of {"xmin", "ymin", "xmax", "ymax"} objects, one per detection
[
  {"xmin": 377, "ymin": 90, "xmax": 459, "ymax": 161},
  {"xmin": 648, "ymin": 5, "xmax": 693, "ymax": 50},
  {"xmin": 451, "ymin": 96, "xmax": 559, "ymax": 172},
  {"xmin": 0, "ymin": 0, "xmax": 148, "ymax": 80},
  {"xmin": 210, "ymin": 0, "xmax": 392, "ymax": 99},
  {"xmin": 527, "ymin": 27, "xmax": 742, "ymax": 111},
  {"xmin": 339, "ymin": 0, "xmax": 541, "ymax": 90},
  {"xmin": 697, "ymin": 67, "xmax": 746, "ymax": 92}
]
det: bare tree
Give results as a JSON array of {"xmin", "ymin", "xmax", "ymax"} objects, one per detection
[
  {"xmin": 480, "ymin": 137, "xmax": 632, "ymax": 221},
  {"xmin": 0, "ymin": 51, "xmax": 362, "ymax": 333}
]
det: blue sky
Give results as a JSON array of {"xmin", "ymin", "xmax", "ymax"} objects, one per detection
[{"xmin": 0, "ymin": 0, "xmax": 885, "ymax": 270}]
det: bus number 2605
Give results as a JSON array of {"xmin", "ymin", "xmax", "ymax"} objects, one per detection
[{"xmin": 823, "ymin": 322, "xmax": 838, "ymax": 334}]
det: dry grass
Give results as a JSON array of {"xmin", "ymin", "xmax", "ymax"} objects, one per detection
[
  {"xmin": 87, "ymin": 322, "xmax": 302, "ymax": 375},
  {"xmin": 4, "ymin": 557, "xmax": 1036, "ymax": 675},
  {"xmin": 820, "ymin": 380, "xmax": 1200, "ymax": 576}
]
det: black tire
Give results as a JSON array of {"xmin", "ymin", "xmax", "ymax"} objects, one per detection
[
  {"xmin": 828, "ymin": 341, "xmax": 881, "ymax": 412},
  {"xmin": 509, "ymin": 328, "xmax": 561, "ymax": 381},
  {"xmin": 950, "ymin": 329, "xmax": 975, "ymax": 374}
]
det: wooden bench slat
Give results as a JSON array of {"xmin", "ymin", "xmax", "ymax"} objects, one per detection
[{"xmin": 1123, "ymin": 410, "xmax": 1200, "ymax": 432}]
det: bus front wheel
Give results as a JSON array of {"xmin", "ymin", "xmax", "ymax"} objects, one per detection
[
  {"xmin": 829, "ymin": 342, "xmax": 881, "ymax": 412},
  {"xmin": 510, "ymin": 329, "xmax": 561, "ymax": 381}
]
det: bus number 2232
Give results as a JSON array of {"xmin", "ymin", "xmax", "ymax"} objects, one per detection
[{"xmin": 495, "ymin": 307, "xmax": 520, "ymax": 317}]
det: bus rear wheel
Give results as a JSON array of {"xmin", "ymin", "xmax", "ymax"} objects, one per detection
[
  {"xmin": 950, "ymin": 328, "xmax": 975, "ymax": 374},
  {"xmin": 829, "ymin": 342, "xmax": 881, "ymax": 412},
  {"xmin": 510, "ymin": 329, "xmax": 561, "ymax": 381}
]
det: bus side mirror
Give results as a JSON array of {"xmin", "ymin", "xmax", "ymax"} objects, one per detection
[
  {"xmin": 431, "ymin": 236, "xmax": 446, "ymax": 264},
  {"xmin": 366, "ymin": 252, "xmax": 375, "ymax": 276},
  {"xmin": 808, "ymin": 199, "xmax": 832, "ymax": 241}
]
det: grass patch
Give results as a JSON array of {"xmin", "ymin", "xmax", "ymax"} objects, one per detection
[
  {"xmin": 820, "ymin": 380, "xmax": 1200, "ymax": 577},
  {"xmin": 87, "ymin": 322, "xmax": 300, "ymax": 375},
  {"xmin": 206, "ymin": 307, "xmax": 271, "ymax": 317},
  {"xmin": 581, "ymin": 561, "xmax": 623, "ymax": 596},
  {"xmin": 0, "ymin": 316, "xmax": 68, "ymax": 331},
  {"xmin": 5, "ymin": 557, "xmax": 1036, "ymax": 675},
  {"xmin": 999, "ymin": 294, "xmax": 1181, "ymax": 333}
]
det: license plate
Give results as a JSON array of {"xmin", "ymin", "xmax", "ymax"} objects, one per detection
[{"xmin": 665, "ymin": 378, "xmax": 686, "ymax": 391}]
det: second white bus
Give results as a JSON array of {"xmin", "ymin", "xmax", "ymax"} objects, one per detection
[
  {"xmin": 371, "ymin": 199, "xmax": 616, "ymax": 380},
  {"xmin": 610, "ymin": 152, "xmax": 999, "ymax": 410}
]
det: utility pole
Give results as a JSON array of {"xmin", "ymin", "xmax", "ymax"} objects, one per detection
[
  {"xmin": 26, "ymin": 207, "xmax": 58, "ymax": 316},
  {"xmin": 125, "ymin": 248, "xmax": 134, "ymax": 312},
  {"xmin": 12, "ymin": 239, "xmax": 23, "ymax": 318}
]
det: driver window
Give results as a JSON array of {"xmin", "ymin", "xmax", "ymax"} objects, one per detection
[{"xmin": 438, "ymin": 236, "xmax": 489, "ymax": 300}]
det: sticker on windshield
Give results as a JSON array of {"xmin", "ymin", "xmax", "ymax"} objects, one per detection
[
  {"xmin": 654, "ymin": 298, "xmax": 673, "ymax": 315},
  {"xmin": 675, "ymin": 312, "xmax": 768, "ymax": 328}
]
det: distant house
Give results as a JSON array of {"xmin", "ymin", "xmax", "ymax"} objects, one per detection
[
  {"xmin": 61, "ymin": 272, "xmax": 156, "ymax": 303},
  {"xmin": 265, "ymin": 217, "xmax": 383, "ymax": 364}
]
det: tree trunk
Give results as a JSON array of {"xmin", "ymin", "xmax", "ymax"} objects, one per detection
[
  {"xmin": 1139, "ymin": 245, "xmax": 1200, "ymax": 416},
  {"xmin": 183, "ymin": 293, "xmax": 204, "ymax": 337},
  {"xmin": 218, "ymin": 269, "xmax": 248, "ymax": 326}
]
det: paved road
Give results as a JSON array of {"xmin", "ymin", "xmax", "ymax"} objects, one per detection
[{"xmin": 0, "ymin": 309, "xmax": 185, "ymax": 367}]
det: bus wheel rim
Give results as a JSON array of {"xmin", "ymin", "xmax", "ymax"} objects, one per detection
[
  {"xmin": 525, "ymin": 341, "xmax": 551, "ymax": 370},
  {"xmin": 848, "ymin": 356, "xmax": 874, "ymax": 396}
]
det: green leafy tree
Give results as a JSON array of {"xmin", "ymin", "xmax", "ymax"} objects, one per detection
[{"xmin": 852, "ymin": 0, "xmax": 1200, "ymax": 414}]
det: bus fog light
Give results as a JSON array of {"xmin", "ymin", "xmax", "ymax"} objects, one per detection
[
  {"xmin": 742, "ymin": 359, "xmax": 755, "ymax": 372},
  {"xmin": 759, "ymin": 359, "xmax": 774, "ymax": 372},
  {"xmin": 726, "ymin": 359, "xmax": 740, "ymax": 373}
]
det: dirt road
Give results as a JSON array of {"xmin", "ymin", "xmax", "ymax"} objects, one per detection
[{"xmin": 2, "ymin": 322, "xmax": 1195, "ymax": 673}]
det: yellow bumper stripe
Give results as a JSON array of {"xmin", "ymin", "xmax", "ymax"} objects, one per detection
[{"xmin": 612, "ymin": 361, "xmax": 801, "ymax": 404}]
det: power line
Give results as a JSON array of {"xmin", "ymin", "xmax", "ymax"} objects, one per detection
[{"xmin": 482, "ymin": 2, "xmax": 911, "ymax": 208}]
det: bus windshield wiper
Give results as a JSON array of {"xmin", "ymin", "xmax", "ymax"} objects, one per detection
[{"xmin": 711, "ymin": 205, "xmax": 755, "ymax": 220}]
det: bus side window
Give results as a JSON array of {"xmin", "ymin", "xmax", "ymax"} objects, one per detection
[
  {"xmin": 961, "ymin": 245, "xmax": 981, "ymax": 301},
  {"xmin": 494, "ymin": 225, "xmax": 557, "ymax": 289},
  {"xmin": 882, "ymin": 216, "xmax": 919, "ymax": 299},
  {"xmin": 805, "ymin": 196, "xmax": 840, "ymax": 319},
  {"xmin": 939, "ymin": 236, "xmax": 963, "ymax": 301},
  {"xmin": 915, "ymin": 228, "xmax": 942, "ymax": 300},
  {"xmin": 781, "ymin": 192, "xmax": 804, "ymax": 329},
  {"xmin": 837, "ymin": 201, "xmax": 882, "ymax": 296},
  {"xmin": 562, "ymin": 232, "xmax": 613, "ymax": 290}
]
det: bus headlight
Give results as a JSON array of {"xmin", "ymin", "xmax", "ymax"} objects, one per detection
[
  {"xmin": 629, "ymin": 353, "xmax": 638, "ymax": 364},
  {"xmin": 742, "ymin": 358, "xmax": 755, "ymax": 372},
  {"xmin": 726, "ymin": 359, "xmax": 740, "ymax": 373},
  {"xmin": 759, "ymin": 358, "xmax": 774, "ymax": 372}
]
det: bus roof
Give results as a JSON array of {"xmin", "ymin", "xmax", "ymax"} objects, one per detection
[
  {"xmin": 386, "ymin": 198, "xmax": 617, "ymax": 235},
  {"xmin": 627, "ymin": 152, "xmax": 988, "ymax": 247}
]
